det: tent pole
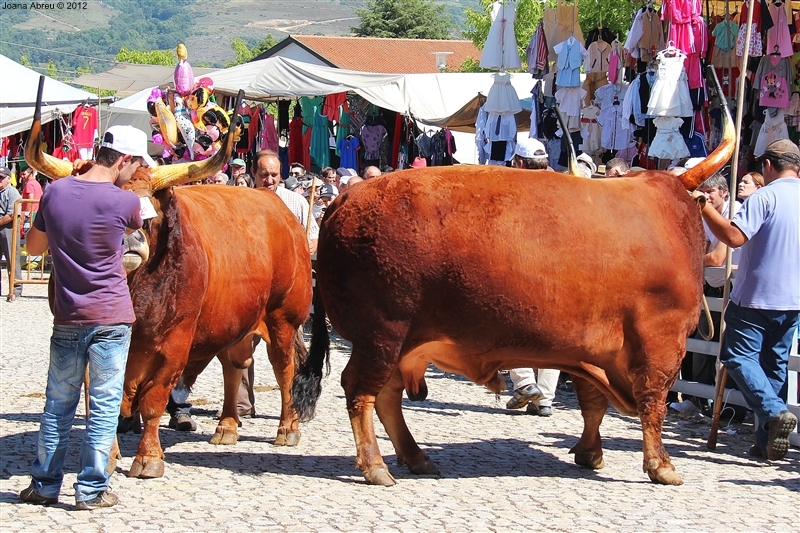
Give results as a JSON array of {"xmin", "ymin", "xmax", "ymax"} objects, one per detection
[{"xmin": 707, "ymin": 0, "xmax": 754, "ymax": 451}]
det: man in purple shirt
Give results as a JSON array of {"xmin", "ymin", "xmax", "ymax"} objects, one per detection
[{"xmin": 20, "ymin": 125, "xmax": 149, "ymax": 510}]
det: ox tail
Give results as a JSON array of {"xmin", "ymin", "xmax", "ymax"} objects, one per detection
[
  {"xmin": 680, "ymin": 66, "xmax": 735, "ymax": 191},
  {"xmin": 292, "ymin": 287, "xmax": 330, "ymax": 422}
]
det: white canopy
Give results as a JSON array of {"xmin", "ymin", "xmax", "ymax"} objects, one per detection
[
  {"xmin": 208, "ymin": 57, "xmax": 405, "ymax": 101},
  {"xmin": 0, "ymin": 54, "xmax": 96, "ymax": 138},
  {"xmin": 208, "ymin": 56, "xmax": 533, "ymax": 121},
  {"xmin": 70, "ymin": 63, "xmax": 217, "ymax": 96}
]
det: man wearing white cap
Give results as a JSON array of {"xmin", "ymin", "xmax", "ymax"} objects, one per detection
[
  {"xmin": 21, "ymin": 125, "xmax": 148, "ymax": 510},
  {"xmin": 506, "ymin": 136, "xmax": 561, "ymax": 416},
  {"xmin": 512, "ymin": 137, "xmax": 551, "ymax": 170}
]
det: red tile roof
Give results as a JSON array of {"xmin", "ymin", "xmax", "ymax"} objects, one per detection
[{"xmin": 288, "ymin": 35, "xmax": 482, "ymax": 74}]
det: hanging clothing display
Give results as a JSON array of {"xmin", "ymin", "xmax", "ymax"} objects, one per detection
[
  {"xmin": 542, "ymin": 1, "xmax": 584, "ymax": 61},
  {"xmin": 525, "ymin": 21, "xmax": 549, "ymax": 78},
  {"xmin": 360, "ymin": 122, "xmax": 387, "ymax": 161},
  {"xmin": 554, "ymin": 36, "xmax": 587, "ymax": 87},
  {"xmin": 485, "ymin": 72, "xmax": 522, "ymax": 115},
  {"xmin": 608, "ymin": 40, "xmax": 624, "ymax": 85},
  {"xmin": 596, "ymin": 84, "xmax": 634, "ymax": 150},
  {"xmin": 554, "ymin": 87, "xmax": 586, "ymax": 129},
  {"xmin": 480, "ymin": 0, "xmax": 522, "ymax": 70},
  {"xmin": 625, "ymin": 7, "xmax": 665, "ymax": 63},
  {"xmin": 260, "ymin": 110, "xmax": 279, "ymax": 152},
  {"xmin": 754, "ymin": 109, "xmax": 789, "ymax": 156},
  {"xmin": 648, "ymin": 117, "xmax": 690, "ymax": 159},
  {"xmin": 72, "ymin": 104, "xmax": 97, "ymax": 159},
  {"xmin": 337, "ymin": 135, "xmax": 360, "ymax": 171},
  {"xmin": 580, "ymin": 103, "xmax": 602, "ymax": 155},
  {"xmin": 755, "ymin": 53, "xmax": 791, "ymax": 108},
  {"xmin": 647, "ymin": 50, "xmax": 694, "ymax": 117},
  {"xmin": 310, "ymin": 112, "xmax": 331, "ymax": 169}
]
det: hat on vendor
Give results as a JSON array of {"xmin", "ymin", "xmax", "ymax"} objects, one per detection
[
  {"xmin": 514, "ymin": 137, "xmax": 548, "ymax": 159},
  {"xmin": 101, "ymin": 125, "xmax": 156, "ymax": 167},
  {"xmin": 762, "ymin": 139, "xmax": 800, "ymax": 161},
  {"xmin": 410, "ymin": 157, "xmax": 427, "ymax": 169},
  {"xmin": 576, "ymin": 152, "xmax": 597, "ymax": 176},
  {"xmin": 283, "ymin": 176, "xmax": 301, "ymax": 192}
]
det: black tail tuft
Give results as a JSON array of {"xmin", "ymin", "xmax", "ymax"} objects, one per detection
[{"xmin": 292, "ymin": 288, "xmax": 330, "ymax": 422}]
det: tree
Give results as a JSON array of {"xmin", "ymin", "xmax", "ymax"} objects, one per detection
[
  {"xmin": 115, "ymin": 47, "xmax": 175, "ymax": 66},
  {"xmin": 225, "ymin": 35, "xmax": 278, "ymax": 67},
  {"xmin": 463, "ymin": 0, "xmax": 634, "ymax": 70},
  {"xmin": 352, "ymin": 0, "xmax": 454, "ymax": 39}
]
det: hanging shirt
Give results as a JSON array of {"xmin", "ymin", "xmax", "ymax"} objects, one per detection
[
  {"xmin": 554, "ymin": 37, "xmax": 587, "ymax": 88},
  {"xmin": 712, "ymin": 19, "xmax": 739, "ymax": 51},
  {"xmin": 72, "ymin": 105, "xmax": 98, "ymax": 150},
  {"xmin": 361, "ymin": 124, "xmax": 387, "ymax": 161},
  {"xmin": 337, "ymin": 136, "xmax": 360, "ymax": 171},
  {"xmin": 585, "ymin": 40, "xmax": 611, "ymax": 73}
]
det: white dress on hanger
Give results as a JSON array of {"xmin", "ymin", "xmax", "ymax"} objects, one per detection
[
  {"xmin": 647, "ymin": 53, "xmax": 694, "ymax": 117},
  {"xmin": 480, "ymin": 0, "xmax": 522, "ymax": 70},
  {"xmin": 648, "ymin": 117, "xmax": 690, "ymax": 159},
  {"xmin": 754, "ymin": 110, "xmax": 789, "ymax": 156},
  {"xmin": 484, "ymin": 72, "xmax": 522, "ymax": 115}
]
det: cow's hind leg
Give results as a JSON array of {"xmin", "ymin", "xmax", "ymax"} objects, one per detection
[
  {"xmin": 210, "ymin": 351, "xmax": 242, "ymax": 446},
  {"xmin": 342, "ymin": 343, "xmax": 399, "ymax": 486},
  {"xmin": 569, "ymin": 375, "xmax": 608, "ymax": 470},
  {"xmin": 265, "ymin": 323, "xmax": 302, "ymax": 446},
  {"xmin": 375, "ymin": 366, "xmax": 439, "ymax": 476},
  {"xmin": 634, "ymin": 371, "xmax": 683, "ymax": 486}
]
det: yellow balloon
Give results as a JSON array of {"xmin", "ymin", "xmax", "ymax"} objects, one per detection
[
  {"xmin": 155, "ymin": 99, "xmax": 179, "ymax": 148},
  {"xmin": 176, "ymin": 43, "xmax": 187, "ymax": 61}
]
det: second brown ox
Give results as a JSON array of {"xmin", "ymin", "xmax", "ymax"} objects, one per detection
[
  {"xmin": 295, "ymin": 96, "xmax": 735, "ymax": 486},
  {"xmin": 26, "ymin": 90, "xmax": 321, "ymax": 479}
]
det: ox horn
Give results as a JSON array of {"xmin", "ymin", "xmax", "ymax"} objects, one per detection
[
  {"xmin": 679, "ymin": 67, "xmax": 735, "ymax": 191},
  {"xmin": 148, "ymin": 89, "xmax": 245, "ymax": 191},
  {"xmin": 24, "ymin": 76, "xmax": 75, "ymax": 180},
  {"xmin": 554, "ymin": 105, "xmax": 581, "ymax": 177}
]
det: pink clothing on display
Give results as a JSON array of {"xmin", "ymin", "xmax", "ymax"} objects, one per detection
[
  {"xmin": 766, "ymin": 3, "xmax": 793, "ymax": 58},
  {"xmin": 72, "ymin": 105, "xmax": 98, "ymax": 150},
  {"xmin": 608, "ymin": 45, "xmax": 621, "ymax": 84},
  {"xmin": 662, "ymin": 0, "xmax": 701, "ymax": 54},
  {"xmin": 260, "ymin": 112, "xmax": 279, "ymax": 152}
]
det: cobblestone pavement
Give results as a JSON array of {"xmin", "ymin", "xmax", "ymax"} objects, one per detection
[{"xmin": 1, "ymin": 280, "xmax": 798, "ymax": 532}]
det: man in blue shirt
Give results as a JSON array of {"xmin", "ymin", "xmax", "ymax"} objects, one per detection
[{"xmin": 693, "ymin": 139, "xmax": 799, "ymax": 461}]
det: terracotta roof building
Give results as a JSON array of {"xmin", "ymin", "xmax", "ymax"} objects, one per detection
[{"xmin": 252, "ymin": 35, "xmax": 481, "ymax": 74}]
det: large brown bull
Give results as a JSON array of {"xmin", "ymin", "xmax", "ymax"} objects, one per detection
[
  {"xmin": 294, "ymin": 79, "xmax": 736, "ymax": 486},
  {"xmin": 26, "ymin": 85, "xmax": 322, "ymax": 479}
]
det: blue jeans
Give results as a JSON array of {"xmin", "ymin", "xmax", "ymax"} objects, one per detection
[
  {"xmin": 29, "ymin": 324, "xmax": 131, "ymax": 502},
  {"xmin": 720, "ymin": 302, "xmax": 799, "ymax": 448}
]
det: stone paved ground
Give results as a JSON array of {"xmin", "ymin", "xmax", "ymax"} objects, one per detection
[{"xmin": 1, "ymin": 280, "xmax": 798, "ymax": 532}]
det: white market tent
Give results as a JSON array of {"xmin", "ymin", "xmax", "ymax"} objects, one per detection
[
  {"xmin": 0, "ymin": 55, "xmax": 97, "ymax": 138},
  {"xmin": 206, "ymin": 57, "xmax": 535, "ymax": 164},
  {"xmin": 207, "ymin": 56, "xmax": 533, "ymax": 122},
  {"xmin": 96, "ymin": 57, "xmax": 537, "ymax": 164}
]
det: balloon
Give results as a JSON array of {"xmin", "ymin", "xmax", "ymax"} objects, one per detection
[
  {"xmin": 154, "ymin": 99, "xmax": 178, "ymax": 148},
  {"xmin": 152, "ymin": 133, "xmax": 164, "ymax": 145},
  {"xmin": 173, "ymin": 95, "xmax": 196, "ymax": 160},
  {"xmin": 196, "ymin": 77, "xmax": 213, "ymax": 90},
  {"xmin": 206, "ymin": 124, "xmax": 220, "ymax": 142},
  {"xmin": 174, "ymin": 44, "xmax": 194, "ymax": 96}
]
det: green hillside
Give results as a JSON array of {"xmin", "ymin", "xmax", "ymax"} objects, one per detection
[{"xmin": 0, "ymin": 0, "xmax": 480, "ymax": 78}]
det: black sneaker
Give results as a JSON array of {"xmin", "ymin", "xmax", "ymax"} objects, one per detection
[
  {"xmin": 168, "ymin": 413, "xmax": 197, "ymax": 432},
  {"xmin": 19, "ymin": 485, "xmax": 57, "ymax": 505},
  {"xmin": 75, "ymin": 490, "xmax": 118, "ymax": 510}
]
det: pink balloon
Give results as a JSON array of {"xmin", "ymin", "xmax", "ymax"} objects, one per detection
[
  {"xmin": 152, "ymin": 133, "xmax": 164, "ymax": 145},
  {"xmin": 161, "ymin": 147, "xmax": 173, "ymax": 159},
  {"xmin": 206, "ymin": 125, "xmax": 220, "ymax": 142},
  {"xmin": 148, "ymin": 87, "xmax": 163, "ymax": 103},
  {"xmin": 196, "ymin": 77, "xmax": 214, "ymax": 90},
  {"xmin": 174, "ymin": 60, "xmax": 195, "ymax": 96}
]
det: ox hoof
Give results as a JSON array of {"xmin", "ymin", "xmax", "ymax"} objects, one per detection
[
  {"xmin": 571, "ymin": 448, "xmax": 605, "ymax": 470},
  {"xmin": 364, "ymin": 466, "xmax": 397, "ymax": 487},
  {"xmin": 210, "ymin": 426, "xmax": 239, "ymax": 446},
  {"xmin": 408, "ymin": 457, "xmax": 440, "ymax": 476},
  {"xmin": 274, "ymin": 429, "xmax": 301, "ymax": 447},
  {"xmin": 646, "ymin": 461, "xmax": 683, "ymax": 486},
  {"xmin": 128, "ymin": 457, "xmax": 165, "ymax": 479}
]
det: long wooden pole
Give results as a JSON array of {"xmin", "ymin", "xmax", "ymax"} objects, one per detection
[{"xmin": 707, "ymin": 0, "xmax": 754, "ymax": 451}]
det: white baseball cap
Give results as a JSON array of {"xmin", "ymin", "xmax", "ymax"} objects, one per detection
[
  {"xmin": 101, "ymin": 125, "xmax": 156, "ymax": 168},
  {"xmin": 514, "ymin": 137, "xmax": 548, "ymax": 159}
]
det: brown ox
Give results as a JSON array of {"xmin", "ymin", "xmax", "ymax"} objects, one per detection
[
  {"xmin": 26, "ymin": 87, "xmax": 322, "ymax": 479},
  {"xmin": 294, "ymin": 90, "xmax": 735, "ymax": 486}
]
